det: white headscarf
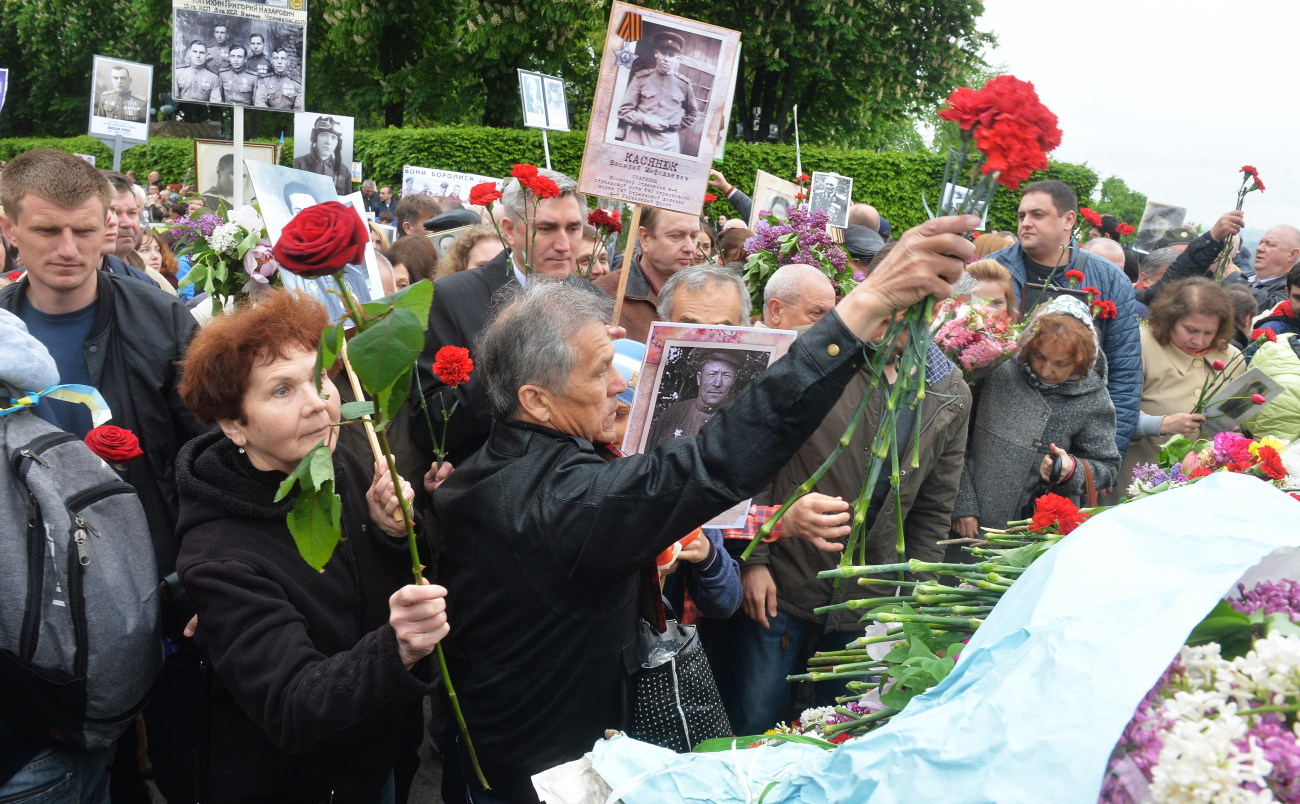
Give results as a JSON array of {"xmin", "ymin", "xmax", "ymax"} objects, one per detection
[{"xmin": 1019, "ymin": 294, "xmax": 1101, "ymax": 370}]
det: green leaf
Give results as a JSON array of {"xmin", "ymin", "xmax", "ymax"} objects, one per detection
[
  {"xmin": 375, "ymin": 367, "xmax": 413, "ymax": 430},
  {"xmin": 340, "ymin": 400, "xmax": 376, "ymax": 420},
  {"xmin": 274, "ymin": 441, "xmax": 335, "ymax": 501},
  {"xmin": 691, "ymin": 733, "xmax": 833, "ymax": 753},
  {"xmin": 234, "ymin": 227, "xmax": 262, "ymax": 258},
  {"xmin": 1186, "ymin": 600, "xmax": 1254, "ymax": 658},
  {"xmin": 315, "ymin": 325, "xmax": 344, "ymax": 394},
  {"xmin": 348, "ymin": 307, "xmax": 424, "ymax": 395},
  {"xmin": 378, "ymin": 279, "xmax": 434, "ymax": 323},
  {"xmin": 1263, "ymin": 614, "xmax": 1300, "ymax": 640},
  {"xmin": 286, "ymin": 481, "xmax": 343, "ymax": 572},
  {"xmin": 1157, "ymin": 435, "xmax": 1207, "ymax": 470},
  {"xmin": 999, "ymin": 541, "xmax": 1051, "ymax": 569}
]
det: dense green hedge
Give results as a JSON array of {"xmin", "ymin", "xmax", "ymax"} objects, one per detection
[{"xmin": 0, "ymin": 127, "xmax": 1098, "ymax": 232}]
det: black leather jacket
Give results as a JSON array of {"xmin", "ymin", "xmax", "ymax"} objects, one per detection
[
  {"xmin": 436, "ymin": 311, "xmax": 874, "ymax": 800},
  {"xmin": 1, "ymin": 271, "xmax": 203, "ymax": 576}
]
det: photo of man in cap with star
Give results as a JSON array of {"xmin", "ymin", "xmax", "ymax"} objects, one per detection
[
  {"xmin": 646, "ymin": 346, "xmax": 759, "ymax": 447},
  {"xmin": 292, "ymin": 113, "xmax": 354, "ymax": 195},
  {"xmin": 615, "ymin": 29, "xmax": 702, "ymax": 155}
]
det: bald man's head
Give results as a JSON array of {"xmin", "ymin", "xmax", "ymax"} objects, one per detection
[
  {"xmin": 1082, "ymin": 237, "xmax": 1125, "ymax": 269},
  {"xmin": 763, "ymin": 263, "xmax": 836, "ymax": 328},
  {"xmin": 847, "ymin": 203, "xmax": 879, "ymax": 231}
]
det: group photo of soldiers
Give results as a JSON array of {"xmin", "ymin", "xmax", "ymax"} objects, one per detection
[{"xmin": 171, "ymin": 8, "xmax": 305, "ymax": 110}]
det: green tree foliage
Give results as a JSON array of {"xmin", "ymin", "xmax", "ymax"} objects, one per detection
[{"xmin": 1093, "ymin": 175, "xmax": 1148, "ymax": 229}]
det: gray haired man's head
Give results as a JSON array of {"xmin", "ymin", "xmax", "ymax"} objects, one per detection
[
  {"xmin": 657, "ymin": 263, "xmax": 751, "ymax": 326},
  {"xmin": 479, "ymin": 281, "xmax": 614, "ymax": 421},
  {"xmin": 1139, "ymin": 247, "xmax": 1179, "ymax": 287},
  {"xmin": 498, "ymin": 168, "xmax": 584, "ymax": 225},
  {"xmin": 762, "ymin": 263, "xmax": 836, "ymax": 329}
]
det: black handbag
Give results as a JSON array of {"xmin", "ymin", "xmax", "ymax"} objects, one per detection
[{"xmin": 626, "ymin": 605, "xmax": 731, "ymax": 753}]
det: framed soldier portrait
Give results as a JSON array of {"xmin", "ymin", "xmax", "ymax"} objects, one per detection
[
  {"xmin": 89, "ymin": 55, "xmax": 152, "ymax": 144},
  {"xmin": 809, "ymin": 171, "xmax": 853, "ymax": 229},
  {"xmin": 622, "ymin": 321, "xmax": 796, "ymax": 528},
  {"xmin": 193, "ymin": 138, "xmax": 279, "ymax": 210},
  {"xmin": 578, "ymin": 2, "xmax": 740, "ymax": 215},
  {"xmin": 293, "ymin": 112, "xmax": 354, "ymax": 195},
  {"xmin": 171, "ymin": 0, "xmax": 307, "ymax": 109},
  {"xmin": 748, "ymin": 169, "xmax": 800, "ymax": 228}
]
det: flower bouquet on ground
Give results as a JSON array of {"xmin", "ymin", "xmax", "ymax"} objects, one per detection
[
  {"xmin": 931, "ymin": 298, "xmax": 1022, "ymax": 379},
  {"xmin": 1101, "ymin": 579, "xmax": 1300, "ymax": 803},
  {"xmin": 1125, "ymin": 431, "xmax": 1298, "ymax": 500},
  {"xmin": 170, "ymin": 204, "xmax": 278, "ymax": 314},
  {"xmin": 741, "ymin": 206, "xmax": 851, "ymax": 303}
]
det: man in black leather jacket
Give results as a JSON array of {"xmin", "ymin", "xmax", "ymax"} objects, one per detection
[{"xmin": 436, "ymin": 214, "xmax": 977, "ymax": 803}]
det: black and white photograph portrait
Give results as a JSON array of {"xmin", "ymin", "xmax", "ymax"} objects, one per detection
[
  {"xmin": 610, "ymin": 24, "xmax": 721, "ymax": 158},
  {"xmin": 400, "ymin": 166, "xmax": 497, "ymax": 201},
  {"xmin": 293, "ymin": 112, "xmax": 354, "ymax": 195},
  {"xmin": 171, "ymin": 0, "xmax": 307, "ymax": 109},
  {"xmin": 644, "ymin": 344, "xmax": 769, "ymax": 448},
  {"xmin": 193, "ymin": 139, "xmax": 278, "ymax": 210},
  {"xmin": 541, "ymin": 75, "xmax": 569, "ymax": 132},
  {"xmin": 749, "ymin": 169, "xmax": 800, "ymax": 227},
  {"xmin": 1134, "ymin": 200, "xmax": 1187, "ymax": 255},
  {"xmin": 89, "ymin": 56, "xmax": 152, "ymax": 143},
  {"xmin": 1203, "ymin": 368, "xmax": 1281, "ymax": 434},
  {"xmin": 809, "ymin": 171, "xmax": 853, "ymax": 229},
  {"xmin": 518, "ymin": 70, "xmax": 547, "ymax": 129},
  {"xmin": 428, "ymin": 225, "xmax": 473, "ymax": 261},
  {"xmin": 940, "ymin": 182, "xmax": 990, "ymax": 227}
]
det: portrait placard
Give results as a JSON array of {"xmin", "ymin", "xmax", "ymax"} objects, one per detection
[
  {"xmin": 748, "ymin": 169, "xmax": 800, "ymax": 228},
  {"xmin": 517, "ymin": 69, "xmax": 570, "ymax": 132},
  {"xmin": 73, "ymin": 154, "xmax": 98, "ymax": 167},
  {"xmin": 0, "ymin": 69, "xmax": 8, "ymax": 116},
  {"xmin": 171, "ymin": 0, "xmax": 307, "ymax": 110},
  {"xmin": 401, "ymin": 165, "xmax": 498, "ymax": 203},
  {"xmin": 940, "ymin": 182, "xmax": 990, "ymax": 227},
  {"xmin": 243, "ymin": 160, "xmax": 336, "ymax": 242},
  {"xmin": 1134, "ymin": 200, "xmax": 1187, "ymax": 254},
  {"xmin": 192, "ymin": 138, "xmax": 278, "ymax": 210},
  {"xmin": 1203, "ymin": 367, "xmax": 1283, "ymax": 435},
  {"xmin": 292, "ymin": 112, "xmax": 354, "ymax": 195},
  {"xmin": 427, "ymin": 225, "xmax": 473, "ymax": 261},
  {"xmin": 578, "ymin": 2, "xmax": 741, "ymax": 215},
  {"xmin": 89, "ymin": 56, "xmax": 151, "ymax": 144},
  {"xmin": 809, "ymin": 171, "xmax": 852, "ymax": 229},
  {"xmin": 623, "ymin": 322, "xmax": 797, "ymax": 528}
]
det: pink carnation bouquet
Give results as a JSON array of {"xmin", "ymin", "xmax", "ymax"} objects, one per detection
[{"xmin": 931, "ymin": 299, "xmax": 1022, "ymax": 378}]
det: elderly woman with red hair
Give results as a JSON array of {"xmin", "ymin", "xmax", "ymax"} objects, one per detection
[{"xmin": 174, "ymin": 289, "xmax": 448, "ymax": 803}]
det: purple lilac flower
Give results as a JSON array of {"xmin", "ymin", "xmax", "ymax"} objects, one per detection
[
  {"xmin": 170, "ymin": 215, "xmax": 202, "ymax": 246},
  {"xmin": 1244, "ymin": 713, "xmax": 1300, "ymax": 800},
  {"xmin": 194, "ymin": 213, "xmax": 221, "ymax": 237},
  {"xmin": 1101, "ymin": 656, "xmax": 1183, "ymax": 801},
  {"xmin": 1231, "ymin": 579, "xmax": 1300, "ymax": 619}
]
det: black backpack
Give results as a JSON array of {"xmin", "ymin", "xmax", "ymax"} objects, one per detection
[{"xmin": 0, "ymin": 405, "xmax": 162, "ymax": 750}]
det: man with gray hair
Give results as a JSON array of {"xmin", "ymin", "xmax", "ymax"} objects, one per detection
[
  {"xmin": 360, "ymin": 178, "xmax": 378, "ymax": 212},
  {"xmin": 762, "ymin": 263, "xmax": 836, "ymax": 329},
  {"xmin": 435, "ymin": 213, "xmax": 978, "ymax": 802},
  {"xmin": 656, "ymin": 262, "xmax": 749, "ymax": 326},
  {"xmin": 411, "ymin": 168, "xmax": 590, "ymax": 466}
]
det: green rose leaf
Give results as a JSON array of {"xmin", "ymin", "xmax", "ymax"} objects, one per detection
[
  {"xmin": 348, "ymin": 307, "xmax": 424, "ymax": 395},
  {"xmin": 340, "ymin": 400, "xmax": 376, "ymax": 420},
  {"xmin": 274, "ymin": 440, "xmax": 334, "ymax": 501},
  {"xmin": 315, "ymin": 324, "xmax": 344, "ymax": 394},
  {"xmin": 287, "ymin": 481, "xmax": 342, "ymax": 572},
  {"xmin": 1186, "ymin": 599, "xmax": 1254, "ymax": 658},
  {"xmin": 375, "ymin": 367, "xmax": 412, "ymax": 429}
]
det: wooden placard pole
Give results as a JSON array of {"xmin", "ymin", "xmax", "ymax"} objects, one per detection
[{"xmin": 610, "ymin": 204, "xmax": 643, "ymax": 327}]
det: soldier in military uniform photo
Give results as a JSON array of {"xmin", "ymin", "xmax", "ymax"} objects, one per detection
[
  {"xmin": 206, "ymin": 24, "xmax": 232, "ymax": 74},
  {"xmin": 245, "ymin": 33, "xmax": 271, "ymax": 77},
  {"xmin": 616, "ymin": 31, "xmax": 700, "ymax": 155},
  {"xmin": 174, "ymin": 40, "xmax": 222, "ymax": 103},
  {"xmin": 96, "ymin": 64, "xmax": 147, "ymax": 122},
  {"xmin": 293, "ymin": 116, "xmax": 351, "ymax": 195},
  {"xmin": 202, "ymin": 153, "xmax": 235, "ymax": 209},
  {"xmin": 218, "ymin": 45, "xmax": 258, "ymax": 105},
  {"xmin": 254, "ymin": 46, "xmax": 302, "ymax": 110}
]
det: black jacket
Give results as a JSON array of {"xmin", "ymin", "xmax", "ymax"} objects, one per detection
[
  {"xmin": 176, "ymin": 432, "xmax": 433, "ymax": 803},
  {"xmin": 436, "ymin": 312, "xmax": 874, "ymax": 801},
  {"xmin": 0, "ymin": 270, "xmax": 203, "ymax": 576},
  {"xmin": 1138, "ymin": 230, "xmax": 1249, "ymax": 306}
]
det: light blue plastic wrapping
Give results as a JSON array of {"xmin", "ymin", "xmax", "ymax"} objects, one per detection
[{"xmin": 590, "ymin": 472, "xmax": 1300, "ymax": 803}]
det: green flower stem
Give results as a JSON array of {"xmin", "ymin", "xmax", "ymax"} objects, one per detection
[
  {"xmin": 872, "ymin": 612, "xmax": 984, "ymax": 629},
  {"xmin": 819, "ymin": 560, "xmax": 1021, "ymax": 579},
  {"xmin": 822, "ymin": 708, "xmax": 899, "ymax": 735},
  {"xmin": 788, "ymin": 669, "xmax": 884, "ymax": 683},
  {"xmin": 1238, "ymin": 704, "xmax": 1300, "ymax": 717}
]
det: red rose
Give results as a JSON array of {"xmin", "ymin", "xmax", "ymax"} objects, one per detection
[
  {"xmin": 1064, "ymin": 269, "xmax": 1085, "ymax": 284},
  {"xmin": 1080, "ymin": 208, "xmax": 1103, "ymax": 228},
  {"xmin": 703, "ymin": 193, "xmax": 718, "ymax": 203},
  {"xmin": 272, "ymin": 201, "xmax": 368, "ymax": 278},
  {"xmin": 469, "ymin": 182, "xmax": 502, "ymax": 207},
  {"xmin": 432, "ymin": 345, "xmax": 474, "ymax": 387},
  {"xmin": 520, "ymin": 174, "xmax": 561, "ymax": 199},
  {"xmin": 511, "ymin": 164, "xmax": 539, "ymax": 179},
  {"xmin": 1116, "ymin": 222, "xmax": 1136, "ymax": 236},
  {"xmin": 85, "ymin": 425, "xmax": 143, "ymax": 465}
]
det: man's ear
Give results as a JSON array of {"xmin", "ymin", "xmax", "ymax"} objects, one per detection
[
  {"xmin": 765, "ymin": 297, "xmax": 782, "ymax": 327},
  {"xmin": 516, "ymin": 384, "xmax": 552, "ymax": 424},
  {"xmin": 500, "ymin": 215, "xmax": 518, "ymax": 249}
]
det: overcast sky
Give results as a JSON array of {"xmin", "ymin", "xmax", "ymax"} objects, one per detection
[{"xmin": 977, "ymin": 1, "xmax": 1299, "ymax": 235}]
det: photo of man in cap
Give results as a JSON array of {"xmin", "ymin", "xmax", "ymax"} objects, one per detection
[
  {"xmin": 95, "ymin": 62, "xmax": 147, "ymax": 122},
  {"xmin": 647, "ymin": 346, "xmax": 751, "ymax": 447},
  {"xmin": 616, "ymin": 30, "xmax": 701, "ymax": 155},
  {"xmin": 293, "ymin": 115, "xmax": 351, "ymax": 194}
]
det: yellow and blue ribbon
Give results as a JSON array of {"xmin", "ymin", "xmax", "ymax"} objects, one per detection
[{"xmin": 1, "ymin": 384, "xmax": 112, "ymax": 428}]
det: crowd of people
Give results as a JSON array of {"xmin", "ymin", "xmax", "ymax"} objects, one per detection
[{"xmin": 0, "ymin": 145, "xmax": 1297, "ymax": 804}]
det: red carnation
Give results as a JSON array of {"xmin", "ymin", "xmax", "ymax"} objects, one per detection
[
  {"xmin": 85, "ymin": 425, "xmax": 143, "ymax": 466},
  {"xmin": 1080, "ymin": 286, "xmax": 1101, "ymax": 298},
  {"xmin": 1116, "ymin": 222, "xmax": 1136, "ymax": 236},
  {"xmin": 795, "ymin": 191, "xmax": 808, "ymax": 201},
  {"xmin": 520, "ymin": 174, "xmax": 561, "ymax": 199},
  {"xmin": 469, "ymin": 182, "xmax": 501, "ymax": 207},
  {"xmin": 432, "ymin": 345, "xmax": 474, "ymax": 387},
  {"xmin": 511, "ymin": 164, "xmax": 539, "ymax": 179},
  {"xmin": 797, "ymin": 173, "xmax": 810, "ymax": 184},
  {"xmin": 1080, "ymin": 208, "xmax": 1103, "ymax": 227},
  {"xmin": 1093, "ymin": 300, "xmax": 1118, "ymax": 320},
  {"xmin": 587, "ymin": 209, "xmax": 622, "ymax": 234},
  {"xmin": 1253, "ymin": 328, "xmax": 1278, "ymax": 343},
  {"xmin": 1029, "ymin": 493, "xmax": 1089, "ymax": 535},
  {"xmin": 273, "ymin": 201, "xmax": 368, "ymax": 278},
  {"xmin": 1064, "ymin": 269, "xmax": 1085, "ymax": 284},
  {"xmin": 703, "ymin": 193, "xmax": 718, "ymax": 203}
]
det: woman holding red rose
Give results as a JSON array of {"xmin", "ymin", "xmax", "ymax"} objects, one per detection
[{"xmin": 174, "ymin": 289, "xmax": 448, "ymax": 803}]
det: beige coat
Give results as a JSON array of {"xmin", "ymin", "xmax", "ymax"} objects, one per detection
[{"xmin": 1122, "ymin": 325, "xmax": 1242, "ymax": 482}]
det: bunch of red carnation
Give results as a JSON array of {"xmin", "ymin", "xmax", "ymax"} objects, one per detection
[
  {"xmin": 1029, "ymin": 492, "xmax": 1090, "ymax": 535},
  {"xmin": 468, "ymin": 182, "xmax": 501, "ymax": 207},
  {"xmin": 510, "ymin": 164, "xmax": 560, "ymax": 199},
  {"xmin": 1080, "ymin": 208, "xmax": 1103, "ymax": 228},
  {"xmin": 587, "ymin": 208, "xmax": 621, "ymax": 234},
  {"xmin": 1241, "ymin": 165, "xmax": 1265, "ymax": 192},
  {"xmin": 938, "ymin": 75, "xmax": 1062, "ymax": 190}
]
